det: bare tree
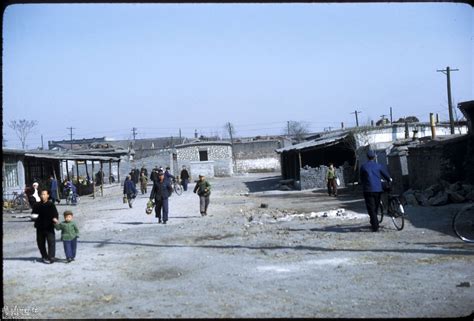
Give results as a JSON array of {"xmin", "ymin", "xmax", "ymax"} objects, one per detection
[
  {"xmin": 8, "ymin": 119, "xmax": 38, "ymax": 150},
  {"xmin": 285, "ymin": 121, "xmax": 309, "ymax": 143}
]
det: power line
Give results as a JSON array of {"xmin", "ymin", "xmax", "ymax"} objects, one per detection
[
  {"xmin": 67, "ymin": 127, "xmax": 75, "ymax": 150},
  {"xmin": 350, "ymin": 110, "xmax": 362, "ymax": 127},
  {"xmin": 437, "ymin": 66, "xmax": 459, "ymax": 134}
]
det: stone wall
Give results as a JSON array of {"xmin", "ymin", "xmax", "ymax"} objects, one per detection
[
  {"xmin": 235, "ymin": 158, "xmax": 280, "ymax": 173},
  {"xmin": 408, "ymin": 136, "xmax": 469, "ymax": 190},
  {"xmin": 300, "ymin": 165, "xmax": 346, "ymax": 190},
  {"xmin": 177, "ymin": 144, "xmax": 233, "ymax": 177},
  {"xmin": 233, "ymin": 140, "xmax": 281, "ymax": 173}
]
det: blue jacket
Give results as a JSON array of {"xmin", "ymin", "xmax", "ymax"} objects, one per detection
[
  {"xmin": 50, "ymin": 178, "xmax": 58, "ymax": 193},
  {"xmin": 123, "ymin": 179, "xmax": 137, "ymax": 195},
  {"xmin": 164, "ymin": 170, "xmax": 175, "ymax": 182},
  {"xmin": 360, "ymin": 160, "xmax": 391, "ymax": 192},
  {"xmin": 150, "ymin": 180, "xmax": 173, "ymax": 201}
]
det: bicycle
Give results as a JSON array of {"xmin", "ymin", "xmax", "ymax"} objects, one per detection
[
  {"xmin": 378, "ymin": 182, "xmax": 406, "ymax": 231},
  {"xmin": 171, "ymin": 178, "xmax": 183, "ymax": 196},
  {"xmin": 452, "ymin": 203, "xmax": 474, "ymax": 243},
  {"xmin": 3, "ymin": 191, "xmax": 31, "ymax": 213}
]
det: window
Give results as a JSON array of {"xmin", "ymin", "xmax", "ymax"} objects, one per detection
[
  {"xmin": 4, "ymin": 163, "xmax": 19, "ymax": 188},
  {"xmin": 199, "ymin": 150, "xmax": 208, "ymax": 161}
]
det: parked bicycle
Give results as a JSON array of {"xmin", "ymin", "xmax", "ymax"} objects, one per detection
[
  {"xmin": 171, "ymin": 178, "xmax": 183, "ymax": 196},
  {"xmin": 2, "ymin": 191, "xmax": 30, "ymax": 213},
  {"xmin": 378, "ymin": 181, "xmax": 406, "ymax": 230},
  {"xmin": 452, "ymin": 203, "xmax": 474, "ymax": 243}
]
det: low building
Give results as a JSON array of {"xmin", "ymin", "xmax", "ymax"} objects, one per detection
[
  {"xmin": 233, "ymin": 136, "xmax": 291, "ymax": 173},
  {"xmin": 276, "ymin": 122, "xmax": 468, "ymax": 190},
  {"xmin": 175, "ymin": 141, "xmax": 233, "ymax": 178}
]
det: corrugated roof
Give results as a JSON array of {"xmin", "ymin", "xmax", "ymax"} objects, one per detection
[
  {"xmin": 176, "ymin": 141, "xmax": 232, "ymax": 149},
  {"xmin": 24, "ymin": 151, "xmax": 120, "ymax": 161},
  {"xmin": 275, "ymin": 131, "xmax": 350, "ymax": 153}
]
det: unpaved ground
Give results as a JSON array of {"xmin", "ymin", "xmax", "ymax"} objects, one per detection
[{"xmin": 3, "ymin": 173, "xmax": 474, "ymax": 318}]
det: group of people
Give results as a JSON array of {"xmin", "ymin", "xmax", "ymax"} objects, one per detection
[
  {"xmin": 122, "ymin": 165, "xmax": 210, "ymax": 224},
  {"xmin": 29, "ymin": 152, "xmax": 390, "ymax": 266}
]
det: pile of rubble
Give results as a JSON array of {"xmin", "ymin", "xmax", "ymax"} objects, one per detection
[{"xmin": 402, "ymin": 181, "xmax": 474, "ymax": 206}]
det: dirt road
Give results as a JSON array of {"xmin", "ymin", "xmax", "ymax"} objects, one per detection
[{"xmin": 3, "ymin": 173, "xmax": 474, "ymax": 318}]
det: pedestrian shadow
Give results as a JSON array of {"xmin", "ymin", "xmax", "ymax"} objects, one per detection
[
  {"xmin": 4, "ymin": 220, "xmax": 33, "ymax": 223},
  {"xmin": 98, "ymin": 208, "xmax": 132, "ymax": 212},
  {"xmin": 77, "ymin": 239, "xmax": 474, "ymax": 256},
  {"xmin": 115, "ymin": 222, "xmax": 154, "ymax": 225},
  {"xmin": 170, "ymin": 216, "xmax": 200, "ymax": 219},
  {"xmin": 3, "ymin": 257, "xmax": 39, "ymax": 262},
  {"xmin": 284, "ymin": 224, "xmax": 374, "ymax": 233}
]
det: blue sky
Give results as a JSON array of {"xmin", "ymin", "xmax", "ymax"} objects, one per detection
[{"xmin": 2, "ymin": 3, "xmax": 473, "ymax": 149}]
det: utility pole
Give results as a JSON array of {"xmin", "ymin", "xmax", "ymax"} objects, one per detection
[
  {"xmin": 341, "ymin": 122, "xmax": 344, "ymax": 129},
  {"xmin": 226, "ymin": 122, "xmax": 236, "ymax": 170},
  {"xmin": 131, "ymin": 127, "xmax": 137, "ymax": 141},
  {"xmin": 67, "ymin": 127, "xmax": 75, "ymax": 151},
  {"xmin": 41, "ymin": 135, "xmax": 44, "ymax": 150},
  {"xmin": 287, "ymin": 121, "xmax": 290, "ymax": 137},
  {"xmin": 437, "ymin": 66, "xmax": 459, "ymax": 134},
  {"xmin": 351, "ymin": 110, "xmax": 361, "ymax": 127},
  {"xmin": 390, "ymin": 107, "xmax": 393, "ymax": 124}
]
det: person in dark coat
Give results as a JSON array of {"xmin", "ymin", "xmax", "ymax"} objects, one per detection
[
  {"xmin": 32, "ymin": 190, "xmax": 59, "ymax": 264},
  {"xmin": 150, "ymin": 166, "xmax": 159, "ymax": 183},
  {"xmin": 164, "ymin": 167, "xmax": 175, "ymax": 183},
  {"xmin": 360, "ymin": 150, "xmax": 392, "ymax": 232},
  {"xmin": 149, "ymin": 171, "xmax": 173, "ymax": 224},
  {"xmin": 123, "ymin": 175, "xmax": 138, "ymax": 208},
  {"xmin": 180, "ymin": 166, "xmax": 190, "ymax": 191},
  {"xmin": 50, "ymin": 175, "xmax": 60, "ymax": 204},
  {"xmin": 133, "ymin": 168, "xmax": 140, "ymax": 184}
]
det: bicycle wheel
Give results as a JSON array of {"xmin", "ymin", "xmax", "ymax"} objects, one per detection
[
  {"xmin": 174, "ymin": 183, "xmax": 183, "ymax": 196},
  {"xmin": 452, "ymin": 204, "xmax": 474, "ymax": 243},
  {"xmin": 389, "ymin": 197, "xmax": 405, "ymax": 231},
  {"xmin": 377, "ymin": 200, "xmax": 384, "ymax": 223},
  {"xmin": 13, "ymin": 195, "xmax": 30, "ymax": 213}
]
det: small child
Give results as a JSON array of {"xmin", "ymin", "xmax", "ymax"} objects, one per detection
[{"xmin": 53, "ymin": 210, "xmax": 79, "ymax": 263}]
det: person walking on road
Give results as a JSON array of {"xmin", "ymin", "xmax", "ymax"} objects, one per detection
[
  {"xmin": 180, "ymin": 166, "xmax": 190, "ymax": 191},
  {"xmin": 140, "ymin": 172, "xmax": 148, "ymax": 194},
  {"xmin": 32, "ymin": 190, "xmax": 59, "ymax": 264},
  {"xmin": 149, "ymin": 170, "xmax": 173, "ymax": 224},
  {"xmin": 360, "ymin": 150, "xmax": 392, "ymax": 232},
  {"xmin": 164, "ymin": 166, "xmax": 175, "ymax": 183},
  {"xmin": 53, "ymin": 210, "xmax": 79, "ymax": 263},
  {"xmin": 50, "ymin": 175, "xmax": 60, "ymax": 204},
  {"xmin": 193, "ymin": 174, "xmax": 211, "ymax": 216},
  {"xmin": 326, "ymin": 163, "xmax": 338, "ymax": 197},
  {"xmin": 123, "ymin": 175, "xmax": 138, "ymax": 208}
]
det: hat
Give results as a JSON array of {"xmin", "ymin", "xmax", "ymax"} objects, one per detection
[
  {"xmin": 199, "ymin": 174, "xmax": 205, "ymax": 177},
  {"xmin": 158, "ymin": 170, "xmax": 164, "ymax": 176},
  {"xmin": 367, "ymin": 150, "xmax": 376, "ymax": 158}
]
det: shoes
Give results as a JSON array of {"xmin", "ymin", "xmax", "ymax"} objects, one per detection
[
  {"xmin": 42, "ymin": 258, "xmax": 51, "ymax": 264},
  {"xmin": 158, "ymin": 218, "xmax": 162, "ymax": 223},
  {"xmin": 66, "ymin": 258, "xmax": 72, "ymax": 263},
  {"xmin": 162, "ymin": 221, "xmax": 167, "ymax": 224},
  {"xmin": 49, "ymin": 258, "xmax": 55, "ymax": 264},
  {"xmin": 200, "ymin": 212, "xmax": 205, "ymax": 217}
]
